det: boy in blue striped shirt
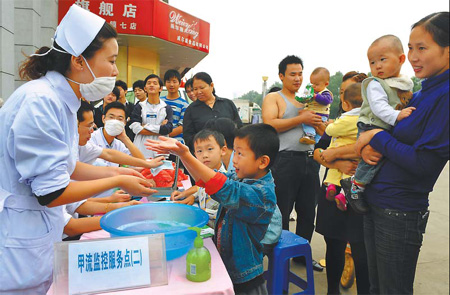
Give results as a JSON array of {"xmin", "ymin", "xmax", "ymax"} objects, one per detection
[{"xmin": 161, "ymin": 69, "xmax": 189, "ymax": 144}]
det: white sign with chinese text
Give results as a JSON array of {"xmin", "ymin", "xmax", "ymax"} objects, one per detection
[{"xmin": 68, "ymin": 237, "xmax": 150, "ymax": 294}]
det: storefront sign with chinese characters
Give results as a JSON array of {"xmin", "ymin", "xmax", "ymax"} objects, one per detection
[{"xmin": 58, "ymin": 0, "xmax": 210, "ymax": 53}]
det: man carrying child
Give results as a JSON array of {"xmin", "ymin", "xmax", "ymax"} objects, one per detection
[{"xmin": 262, "ymin": 55, "xmax": 324, "ymax": 271}]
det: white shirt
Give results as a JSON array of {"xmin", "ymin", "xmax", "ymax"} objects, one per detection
[
  {"xmin": 62, "ymin": 200, "xmax": 86, "ymax": 239},
  {"xmin": 78, "ymin": 141, "xmax": 103, "ymax": 164},
  {"xmin": 0, "ymin": 71, "xmax": 79, "ymax": 198},
  {"xmin": 88, "ymin": 127, "xmax": 131, "ymax": 167},
  {"xmin": 366, "ymin": 80, "xmax": 401, "ymax": 127},
  {"xmin": 130, "ymin": 99, "xmax": 169, "ymax": 159},
  {"xmin": 87, "ymin": 128, "xmax": 131, "ymax": 198},
  {"xmin": 0, "ymin": 71, "xmax": 79, "ymax": 292}
]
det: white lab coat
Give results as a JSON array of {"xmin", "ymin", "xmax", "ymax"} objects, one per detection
[
  {"xmin": 0, "ymin": 71, "xmax": 79, "ymax": 293},
  {"xmin": 130, "ymin": 99, "xmax": 169, "ymax": 159}
]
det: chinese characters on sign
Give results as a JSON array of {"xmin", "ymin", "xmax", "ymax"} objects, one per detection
[
  {"xmin": 169, "ymin": 10, "xmax": 208, "ymax": 51},
  {"xmin": 99, "ymin": 1, "xmax": 113, "ymax": 16},
  {"xmin": 68, "ymin": 237, "xmax": 151, "ymax": 294},
  {"xmin": 75, "ymin": 0, "xmax": 90, "ymax": 11},
  {"xmin": 59, "ymin": 0, "xmax": 209, "ymax": 52},
  {"xmin": 72, "ymin": 1, "xmax": 141, "ymax": 32},
  {"xmin": 77, "ymin": 248, "xmax": 143, "ymax": 273},
  {"xmin": 123, "ymin": 4, "xmax": 137, "ymax": 18}
]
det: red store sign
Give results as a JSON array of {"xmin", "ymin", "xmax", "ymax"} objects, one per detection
[{"xmin": 58, "ymin": 0, "xmax": 210, "ymax": 53}]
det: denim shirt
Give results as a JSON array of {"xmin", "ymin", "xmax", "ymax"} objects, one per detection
[{"xmin": 211, "ymin": 170, "xmax": 276, "ymax": 284}]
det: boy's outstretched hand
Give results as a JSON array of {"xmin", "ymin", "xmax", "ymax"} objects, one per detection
[{"xmin": 145, "ymin": 136, "xmax": 190, "ymax": 157}]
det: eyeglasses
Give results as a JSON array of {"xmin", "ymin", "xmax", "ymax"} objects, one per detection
[{"xmin": 80, "ymin": 122, "xmax": 95, "ymax": 131}]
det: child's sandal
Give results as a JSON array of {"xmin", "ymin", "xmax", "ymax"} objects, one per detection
[
  {"xmin": 335, "ymin": 193, "xmax": 347, "ymax": 211},
  {"xmin": 326, "ymin": 184, "xmax": 337, "ymax": 201}
]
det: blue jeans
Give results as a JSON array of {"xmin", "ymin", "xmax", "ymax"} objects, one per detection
[
  {"xmin": 302, "ymin": 114, "xmax": 328, "ymax": 143},
  {"xmin": 354, "ymin": 122, "xmax": 385, "ymax": 185},
  {"xmin": 354, "ymin": 159, "xmax": 383, "ymax": 185},
  {"xmin": 364, "ymin": 204, "xmax": 429, "ymax": 294}
]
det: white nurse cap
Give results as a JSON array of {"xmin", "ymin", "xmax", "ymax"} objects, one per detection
[{"xmin": 31, "ymin": 4, "xmax": 105, "ymax": 57}]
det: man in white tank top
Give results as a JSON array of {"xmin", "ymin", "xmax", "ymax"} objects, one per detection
[{"xmin": 262, "ymin": 55, "xmax": 324, "ymax": 271}]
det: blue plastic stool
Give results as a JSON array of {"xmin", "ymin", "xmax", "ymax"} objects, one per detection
[{"xmin": 264, "ymin": 230, "xmax": 315, "ymax": 294}]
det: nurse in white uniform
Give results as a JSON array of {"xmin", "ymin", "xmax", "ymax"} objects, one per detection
[{"xmin": 0, "ymin": 5, "xmax": 155, "ymax": 294}]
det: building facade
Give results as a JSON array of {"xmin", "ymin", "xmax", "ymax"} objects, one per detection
[
  {"xmin": 0, "ymin": 0, "xmax": 209, "ymax": 101},
  {"xmin": 0, "ymin": 0, "xmax": 59, "ymax": 100}
]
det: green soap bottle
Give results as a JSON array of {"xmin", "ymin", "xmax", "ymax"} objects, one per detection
[{"xmin": 186, "ymin": 227, "xmax": 211, "ymax": 282}]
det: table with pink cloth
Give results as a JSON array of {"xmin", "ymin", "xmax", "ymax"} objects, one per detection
[{"xmin": 47, "ymin": 229, "xmax": 234, "ymax": 295}]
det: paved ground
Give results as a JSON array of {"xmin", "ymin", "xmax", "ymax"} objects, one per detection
[{"xmin": 264, "ymin": 163, "xmax": 449, "ymax": 294}]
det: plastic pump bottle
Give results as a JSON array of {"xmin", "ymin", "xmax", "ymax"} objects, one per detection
[{"xmin": 186, "ymin": 227, "xmax": 211, "ymax": 282}]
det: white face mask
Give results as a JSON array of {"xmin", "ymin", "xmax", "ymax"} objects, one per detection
[
  {"xmin": 66, "ymin": 56, "xmax": 116, "ymax": 101},
  {"xmin": 104, "ymin": 119, "xmax": 125, "ymax": 137}
]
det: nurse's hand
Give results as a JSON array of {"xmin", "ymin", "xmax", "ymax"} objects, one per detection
[
  {"xmin": 109, "ymin": 189, "xmax": 131, "ymax": 202},
  {"xmin": 147, "ymin": 156, "xmax": 165, "ymax": 168},
  {"xmin": 174, "ymin": 195, "xmax": 195, "ymax": 205},
  {"xmin": 118, "ymin": 176, "xmax": 157, "ymax": 197},
  {"xmin": 107, "ymin": 200, "xmax": 142, "ymax": 212},
  {"xmin": 117, "ymin": 167, "xmax": 146, "ymax": 179}
]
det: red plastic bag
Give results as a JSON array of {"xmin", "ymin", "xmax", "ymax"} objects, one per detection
[{"xmin": 141, "ymin": 167, "xmax": 188, "ymax": 187}]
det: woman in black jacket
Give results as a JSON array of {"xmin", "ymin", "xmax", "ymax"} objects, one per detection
[{"xmin": 183, "ymin": 72, "xmax": 242, "ymax": 151}]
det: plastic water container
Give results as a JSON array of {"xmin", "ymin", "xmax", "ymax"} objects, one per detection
[{"xmin": 100, "ymin": 203, "xmax": 209, "ymax": 260}]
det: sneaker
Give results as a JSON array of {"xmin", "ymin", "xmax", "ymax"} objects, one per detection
[
  {"xmin": 299, "ymin": 135, "xmax": 316, "ymax": 145},
  {"xmin": 340, "ymin": 178, "xmax": 370, "ymax": 215},
  {"xmin": 340, "ymin": 177, "xmax": 353, "ymax": 196},
  {"xmin": 335, "ymin": 193, "xmax": 347, "ymax": 211},
  {"xmin": 326, "ymin": 184, "xmax": 337, "ymax": 201},
  {"xmin": 347, "ymin": 191, "xmax": 370, "ymax": 215}
]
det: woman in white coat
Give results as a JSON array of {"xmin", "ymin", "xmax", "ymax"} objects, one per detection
[{"xmin": 0, "ymin": 5, "xmax": 155, "ymax": 293}]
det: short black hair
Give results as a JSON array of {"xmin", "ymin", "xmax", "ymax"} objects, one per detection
[
  {"xmin": 185, "ymin": 78, "xmax": 194, "ymax": 89},
  {"xmin": 279, "ymin": 55, "xmax": 303, "ymax": 75},
  {"xmin": 133, "ymin": 80, "xmax": 145, "ymax": 90},
  {"xmin": 77, "ymin": 100, "xmax": 94, "ymax": 122},
  {"xmin": 343, "ymin": 83, "xmax": 363, "ymax": 108},
  {"xmin": 164, "ymin": 69, "xmax": 181, "ymax": 83},
  {"xmin": 268, "ymin": 86, "xmax": 281, "ymax": 93},
  {"xmin": 204, "ymin": 117, "xmax": 237, "ymax": 149},
  {"xmin": 144, "ymin": 74, "xmax": 164, "ymax": 88},
  {"xmin": 104, "ymin": 101, "xmax": 126, "ymax": 116},
  {"xmin": 193, "ymin": 129, "xmax": 225, "ymax": 148},
  {"xmin": 235, "ymin": 124, "xmax": 279, "ymax": 170},
  {"xmin": 111, "ymin": 86, "xmax": 120, "ymax": 101},
  {"xmin": 115, "ymin": 80, "xmax": 128, "ymax": 92}
]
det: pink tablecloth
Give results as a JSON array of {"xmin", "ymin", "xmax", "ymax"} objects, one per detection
[{"xmin": 48, "ymin": 230, "xmax": 234, "ymax": 295}]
